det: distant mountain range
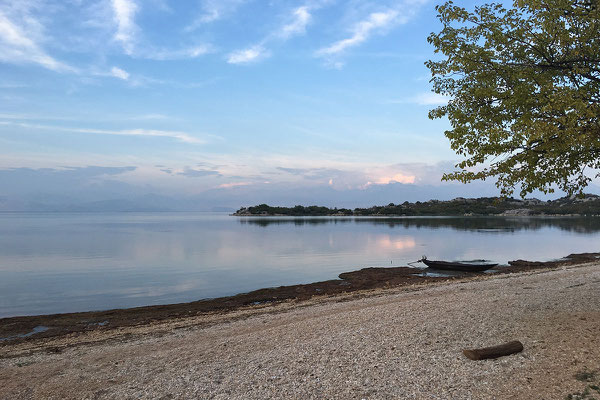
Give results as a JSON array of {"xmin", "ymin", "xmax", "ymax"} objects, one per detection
[
  {"xmin": 2, "ymin": 176, "xmax": 600, "ymax": 213},
  {"xmin": 233, "ymin": 194, "xmax": 600, "ymax": 217}
]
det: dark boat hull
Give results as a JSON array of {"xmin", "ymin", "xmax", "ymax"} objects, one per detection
[{"xmin": 421, "ymin": 259, "xmax": 497, "ymax": 272}]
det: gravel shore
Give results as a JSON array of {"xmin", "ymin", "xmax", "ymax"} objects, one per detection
[{"xmin": 1, "ymin": 262, "xmax": 599, "ymax": 399}]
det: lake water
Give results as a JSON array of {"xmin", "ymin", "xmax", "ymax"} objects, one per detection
[{"xmin": 1, "ymin": 212, "xmax": 599, "ymax": 318}]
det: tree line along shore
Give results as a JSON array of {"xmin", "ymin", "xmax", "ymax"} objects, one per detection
[{"xmin": 233, "ymin": 194, "xmax": 600, "ymax": 217}]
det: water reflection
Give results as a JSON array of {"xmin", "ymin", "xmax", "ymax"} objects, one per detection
[
  {"xmin": 1, "ymin": 213, "xmax": 599, "ymax": 317},
  {"xmin": 376, "ymin": 236, "xmax": 417, "ymax": 250},
  {"xmin": 238, "ymin": 216, "xmax": 600, "ymax": 233}
]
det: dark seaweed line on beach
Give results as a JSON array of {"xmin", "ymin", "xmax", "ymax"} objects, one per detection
[{"xmin": 1, "ymin": 252, "xmax": 598, "ymax": 347}]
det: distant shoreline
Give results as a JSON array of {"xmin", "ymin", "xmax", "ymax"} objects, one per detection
[
  {"xmin": 232, "ymin": 194, "xmax": 600, "ymax": 217},
  {"xmin": 232, "ymin": 213, "xmax": 594, "ymax": 218}
]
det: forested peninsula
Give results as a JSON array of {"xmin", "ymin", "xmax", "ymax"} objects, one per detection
[{"xmin": 233, "ymin": 194, "xmax": 600, "ymax": 217}]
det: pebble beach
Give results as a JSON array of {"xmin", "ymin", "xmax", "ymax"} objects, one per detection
[{"xmin": 1, "ymin": 261, "xmax": 599, "ymax": 399}]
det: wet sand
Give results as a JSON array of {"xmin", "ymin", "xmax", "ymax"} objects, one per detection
[{"xmin": 1, "ymin": 255, "xmax": 599, "ymax": 399}]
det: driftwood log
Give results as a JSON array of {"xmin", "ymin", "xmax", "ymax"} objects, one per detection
[{"xmin": 463, "ymin": 340, "xmax": 524, "ymax": 360}]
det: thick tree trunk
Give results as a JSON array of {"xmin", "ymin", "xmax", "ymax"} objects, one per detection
[{"xmin": 463, "ymin": 340, "xmax": 524, "ymax": 360}]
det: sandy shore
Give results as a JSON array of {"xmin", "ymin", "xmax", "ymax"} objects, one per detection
[{"xmin": 1, "ymin": 262, "xmax": 600, "ymax": 399}]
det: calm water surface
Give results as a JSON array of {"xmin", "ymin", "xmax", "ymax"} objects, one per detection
[{"xmin": 1, "ymin": 212, "xmax": 599, "ymax": 317}]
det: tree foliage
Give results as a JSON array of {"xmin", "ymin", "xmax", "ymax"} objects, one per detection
[{"xmin": 426, "ymin": 0, "xmax": 600, "ymax": 197}]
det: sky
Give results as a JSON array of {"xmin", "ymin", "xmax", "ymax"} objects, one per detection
[{"xmin": 1, "ymin": 0, "xmax": 597, "ymax": 211}]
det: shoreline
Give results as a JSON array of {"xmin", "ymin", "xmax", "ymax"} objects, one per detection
[
  {"xmin": 232, "ymin": 213, "xmax": 598, "ymax": 217},
  {"xmin": 1, "ymin": 252, "xmax": 598, "ymax": 347},
  {"xmin": 1, "ymin": 258, "xmax": 599, "ymax": 398},
  {"xmin": 232, "ymin": 196, "xmax": 600, "ymax": 217}
]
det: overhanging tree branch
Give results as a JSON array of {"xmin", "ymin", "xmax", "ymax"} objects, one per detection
[{"xmin": 427, "ymin": 0, "xmax": 600, "ymax": 197}]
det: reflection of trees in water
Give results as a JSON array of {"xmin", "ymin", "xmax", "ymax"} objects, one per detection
[
  {"xmin": 239, "ymin": 218, "xmax": 348, "ymax": 227},
  {"xmin": 237, "ymin": 217, "xmax": 600, "ymax": 233}
]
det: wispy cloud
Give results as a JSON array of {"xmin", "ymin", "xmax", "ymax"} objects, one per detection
[
  {"xmin": 227, "ymin": 3, "xmax": 319, "ymax": 65},
  {"xmin": 0, "ymin": 120, "xmax": 210, "ymax": 144},
  {"xmin": 227, "ymin": 45, "xmax": 269, "ymax": 64},
  {"xmin": 276, "ymin": 166, "xmax": 341, "ymax": 180},
  {"xmin": 177, "ymin": 167, "xmax": 221, "ymax": 178},
  {"xmin": 109, "ymin": 0, "xmax": 211, "ymax": 61},
  {"xmin": 89, "ymin": 66, "xmax": 133, "ymax": 82},
  {"xmin": 185, "ymin": 0, "xmax": 246, "ymax": 31},
  {"xmin": 218, "ymin": 181, "xmax": 252, "ymax": 189},
  {"xmin": 362, "ymin": 172, "xmax": 416, "ymax": 188},
  {"xmin": 412, "ymin": 92, "xmax": 449, "ymax": 106},
  {"xmin": 0, "ymin": 10, "xmax": 76, "ymax": 72},
  {"xmin": 316, "ymin": 10, "xmax": 399, "ymax": 57},
  {"xmin": 315, "ymin": 0, "xmax": 430, "ymax": 68},
  {"xmin": 110, "ymin": 66, "xmax": 130, "ymax": 80},
  {"xmin": 111, "ymin": 0, "xmax": 139, "ymax": 55},
  {"xmin": 278, "ymin": 6, "xmax": 312, "ymax": 39},
  {"xmin": 273, "ymin": 161, "xmax": 450, "ymax": 190},
  {"xmin": 128, "ymin": 113, "xmax": 171, "ymax": 121},
  {"xmin": 0, "ymin": 112, "xmax": 174, "ymax": 123},
  {"xmin": 142, "ymin": 45, "xmax": 212, "ymax": 60},
  {"xmin": 0, "ymin": 112, "xmax": 79, "ymax": 121}
]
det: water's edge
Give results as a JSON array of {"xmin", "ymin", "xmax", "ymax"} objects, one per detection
[{"xmin": 1, "ymin": 252, "xmax": 597, "ymax": 345}]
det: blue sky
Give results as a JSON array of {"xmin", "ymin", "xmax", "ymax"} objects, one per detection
[{"xmin": 1, "ymin": 0, "xmax": 593, "ymax": 210}]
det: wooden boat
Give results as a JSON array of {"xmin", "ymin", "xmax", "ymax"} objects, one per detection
[{"xmin": 420, "ymin": 258, "xmax": 497, "ymax": 272}]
